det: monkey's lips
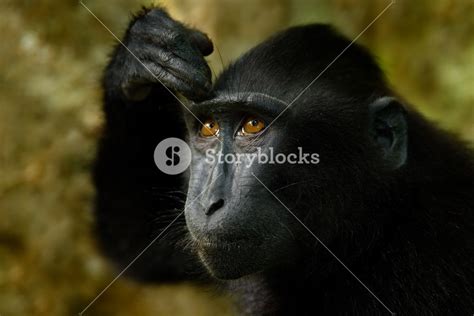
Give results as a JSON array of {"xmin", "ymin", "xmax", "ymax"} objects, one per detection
[
  {"xmin": 196, "ymin": 236, "xmax": 256, "ymax": 251},
  {"xmin": 195, "ymin": 236, "xmax": 262, "ymax": 252},
  {"xmin": 194, "ymin": 235, "xmax": 267, "ymax": 279}
]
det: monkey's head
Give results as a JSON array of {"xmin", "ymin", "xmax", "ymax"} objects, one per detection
[{"xmin": 183, "ymin": 25, "xmax": 408, "ymax": 280}]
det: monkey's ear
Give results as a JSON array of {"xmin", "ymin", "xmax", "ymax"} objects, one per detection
[{"xmin": 369, "ymin": 97, "xmax": 408, "ymax": 169}]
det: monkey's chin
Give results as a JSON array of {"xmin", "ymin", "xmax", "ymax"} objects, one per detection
[{"xmin": 196, "ymin": 239, "xmax": 267, "ymax": 280}]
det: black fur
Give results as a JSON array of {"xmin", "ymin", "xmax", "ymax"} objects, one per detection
[{"xmin": 94, "ymin": 7, "xmax": 474, "ymax": 315}]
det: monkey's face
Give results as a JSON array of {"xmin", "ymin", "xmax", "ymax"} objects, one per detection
[
  {"xmin": 181, "ymin": 82, "xmax": 407, "ymax": 280},
  {"xmin": 183, "ymin": 97, "xmax": 301, "ymax": 279}
]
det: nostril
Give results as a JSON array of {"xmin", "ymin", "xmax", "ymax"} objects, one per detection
[{"xmin": 205, "ymin": 199, "xmax": 224, "ymax": 215}]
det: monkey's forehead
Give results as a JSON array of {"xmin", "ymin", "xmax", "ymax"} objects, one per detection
[
  {"xmin": 190, "ymin": 92, "xmax": 289, "ymax": 108},
  {"xmin": 186, "ymin": 91, "xmax": 293, "ymax": 117}
]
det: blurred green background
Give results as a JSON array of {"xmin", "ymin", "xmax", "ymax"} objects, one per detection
[{"xmin": 0, "ymin": 0, "xmax": 472, "ymax": 315}]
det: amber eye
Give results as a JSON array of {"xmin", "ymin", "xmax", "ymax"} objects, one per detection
[
  {"xmin": 200, "ymin": 118, "xmax": 219, "ymax": 137},
  {"xmin": 241, "ymin": 117, "xmax": 265, "ymax": 135}
]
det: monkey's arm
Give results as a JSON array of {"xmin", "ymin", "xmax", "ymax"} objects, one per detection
[{"xmin": 93, "ymin": 7, "xmax": 213, "ymax": 282}]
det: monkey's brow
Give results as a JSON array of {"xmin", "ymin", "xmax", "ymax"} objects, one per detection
[{"xmin": 190, "ymin": 92, "xmax": 290, "ymax": 116}]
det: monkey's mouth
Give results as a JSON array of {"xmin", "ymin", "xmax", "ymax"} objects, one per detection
[
  {"xmin": 195, "ymin": 235, "xmax": 257, "ymax": 251},
  {"xmin": 194, "ymin": 234, "xmax": 265, "ymax": 263},
  {"xmin": 194, "ymin": 235, "xmax": 267, "ymax": 279}
]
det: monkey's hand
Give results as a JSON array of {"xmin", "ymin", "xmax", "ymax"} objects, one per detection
[{"xmin": 105, "ymin": 7, "xmax": 214, "ymax": 102}]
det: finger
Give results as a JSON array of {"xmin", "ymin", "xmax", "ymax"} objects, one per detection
[
  {"xmin": 161, "ymin": 51, "xmax": 212, "ymax": 90},
  {"xmin": 142, "ymin": 62, "xmax": 212, "ymax": 101},
  {"xmin": 189, "ymin": 30, "xmax": 214, "ymax": 56},
  {"xmin": 131, "ymin": 44, "xmax": 211, "ymax": 89}
]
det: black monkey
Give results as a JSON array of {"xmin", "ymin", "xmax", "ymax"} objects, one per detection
[{"xmin": 94, "ymin": 7, "xmax": 474, "ymax": 315}]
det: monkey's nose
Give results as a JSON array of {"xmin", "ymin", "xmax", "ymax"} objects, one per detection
[{"xmin": 205, "ymin": 199, "xmax": 224, "ymax": 215}]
